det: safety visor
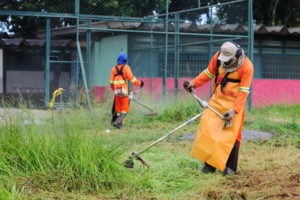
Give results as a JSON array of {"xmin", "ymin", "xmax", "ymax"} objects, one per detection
[{"xmin": 224, "ymin": 58, "xmax": 234, "ymax": 66}]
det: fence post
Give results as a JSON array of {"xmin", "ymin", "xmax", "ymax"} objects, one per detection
[
  {"xmin": 77, "ymin": 42, "xmax": 92, "ymax": 111},
  {"xmin": 248, "ymin": 0, "xmax": 254, "ymax": 112},
  {"xmin": 45, "ymin": 18, "xmax": 50, "ymax": 107},
  {"xmin": 76, "ymin": 0, "xmax": 91, "ymax": 111},
  {"xmin": 86, "ymin": 19, "xmax": 91, "ymax": 85},
  {"xmin": 150, "ymin": 22, "xmax": 153, "ymax": 99},
  {"xmin": 163, "ymin": 0, "xmax": 169, "ymax": 102},
  {"xmin": 75, "ymin": 0, "xmax": 80, "ymax": 107},
  {"xmin": 174, "ymin": 12, "xmax": 180, "ymax": 97},
  {"xmin": 209, "ymin": 5, "xmax": 213, "ymax": 97}
]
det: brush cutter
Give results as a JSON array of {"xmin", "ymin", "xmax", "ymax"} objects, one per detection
[
  {"xmin": 124, "ymin": 110, "xmax": 204, "ymax": 168},
  {"xmin": 128, "ymin": 91, "xmax": 158, "ymax": 116},
  {"xmin": 183, "ymin": 83, "xmax": 231, "ymax": 127}
]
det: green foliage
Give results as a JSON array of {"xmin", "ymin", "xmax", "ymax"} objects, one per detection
[
  {"xmin": 143, "ymin": 98, "xmax": 202, "ymax": 123},
  {"xmin": 0, "ymin": 108, "xmax": 130, "ymax": 193},
  {"xmin": 244, "ymin": 105, "xmax": 300, "ymax": 145},
  {"xmin": 251, "ymin": 105, "xmax": 300, "ymax": 119},
  {"xmin": 253, "ymin": 0, "xmax": 300, "ymax": 27},
  {"xmin": 0, "ymin": 184, "xmax": 22, "ymax": 200},
  {"xmin": 158, "ymin": 100, "xmax": 201, "ymax": 122},
  {"xmin": 0, "ymin": 0, "xmax": 166, "ymax": 37},
  {"xmin": 0, "ymin": 102, "xmax": 299, "ymax": 199}
]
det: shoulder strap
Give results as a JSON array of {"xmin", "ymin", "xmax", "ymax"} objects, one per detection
[
  {"xmin": 114, "ymin": 64, "xmax": 126, "ymax": 80},
  {"xmin": 214, "ymin": 52, "xmax": 221, "ymax": 85},
  {"xmin": 213, "ymin": 52, "xmax": 241, "ymax": 93},
  {"xmin": 213, "ymin": 52, "xmax": 221, "ymax": 94},
  {"xmin": 220, "ymin": 72, "xmax": 230, "ymax": 92}
]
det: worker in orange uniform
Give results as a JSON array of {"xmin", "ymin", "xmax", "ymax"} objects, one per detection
[
  {"xmin": 184, "ymin": 41, "xmax": 253, "ymax": 175},
  {"xmin": 110, "ymin": 52, "xmax": 144, "ymax": 129}
]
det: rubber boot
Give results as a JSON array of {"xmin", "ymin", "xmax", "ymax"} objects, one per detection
[
  {"xmin": 201, "ymin": 162, "xmax": 216, "ymax": 174},
  {"xmin": 111, "ymin": 113, "xmax": 118, "ymax": 125},
  {"xmin": 113, "ymin": 113, "xmax": 127, "ymax": 129},
  {"xmin": 223, "ymin": 141, "xmax": 239, "ymax": 175},
  {"xmin": 111, "ymin": 98, "xmax": 117, "ymax": 125},
  {"xmin": 223, "ymin": 167, "xmax": 236, "ymax": 175}
]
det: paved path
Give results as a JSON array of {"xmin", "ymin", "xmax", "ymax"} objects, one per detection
[{"xmin": 180, "ymin": 130, "xmax": 274, "ymax": 141}]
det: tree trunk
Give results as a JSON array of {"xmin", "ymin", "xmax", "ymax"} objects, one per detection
[{"xmin": 271, "ymin": 0, "xmax": 280, "ymax": 26}]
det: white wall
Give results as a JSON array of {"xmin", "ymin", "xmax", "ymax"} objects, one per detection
[{"xmin": 90, "ymin": 35, "xmax": 128, "ymax": 87}]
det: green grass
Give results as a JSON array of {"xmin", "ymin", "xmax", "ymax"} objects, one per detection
[
  {"xmin": 0, "ymin": 96, "xmax": 299, "ymax": 199},
  {"xmin": 0, "ymin": 106, "xmax": 132, "ymax": 197},
  {"xmin": 244, "ymin": 105, "xmax": 300, "ymax": 146}
]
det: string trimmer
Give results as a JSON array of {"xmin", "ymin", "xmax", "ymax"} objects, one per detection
[
  {"xmin": 124, "ymin": 87, "xmax": 231, "ymax": 168},
  {"xmin": 184, "ymin": 81, "xmax": 231, "ymax": 127},
  {"xmin": 128, "ymin": 91, "xmax": 158, "ymax": 116},
  {"xmin": 124, "ymin": 110, "xmax": 204, "ymax": 168}
]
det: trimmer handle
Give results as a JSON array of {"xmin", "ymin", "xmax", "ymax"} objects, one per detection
[{"xmin": 183, "ymin": 81, "xmax": 192, "ymax": 93}]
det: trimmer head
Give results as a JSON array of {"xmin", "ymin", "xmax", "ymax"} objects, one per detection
[
  {"xmin": 124, "ymin": 152, "xmax": 150, "ymax": 169},
  {"xmin": 124, "ymin": 157, "xmax": 134, "ymax": 168}
]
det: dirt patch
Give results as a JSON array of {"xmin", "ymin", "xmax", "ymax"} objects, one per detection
[
  {"xmin": 224, "ymin": 170, "xmax": 300, "ymax": 199},
  {"xmin": 180, "ymin": 130, "xmax": 274, "ymax": 141}
]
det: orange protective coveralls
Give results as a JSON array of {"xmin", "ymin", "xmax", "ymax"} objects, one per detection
[
  {"xmin": 190, "ymin": 52, "xmax": 253, "ymax": 171},
  {"xmin": 110, "ymin": 64, "xmax": 141, "ymax": 113}
]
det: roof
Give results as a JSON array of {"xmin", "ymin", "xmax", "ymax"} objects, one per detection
[
  {"xmin": 0, "ymin": 38, "xmax": 75, "ymax": 47},
  {"xmin": 1, "ymin": 24, "xmax": 299, "ymax": 47},
  {"xmin": 35, "ymin": 22, "xmax": 300, "ymax": 38}
]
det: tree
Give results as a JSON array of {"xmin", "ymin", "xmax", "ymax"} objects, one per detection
[
  {"xmin": 253, "ymin": 0, "xmax": 300, "ymax": 27},
  {"xmin": 1, "ymin": 0, "xmax": 300, "ymax": 38},
  {"xmin": 0, "ymin": 0, "xmax": 166, "ymax": 38},
  {"xmin": 169, "ymin": 0, "xmax": 300, "ymax": 27}
]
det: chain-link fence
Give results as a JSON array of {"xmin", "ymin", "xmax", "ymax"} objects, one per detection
[{"xmin": 0, "ymin": 0, "xmax": 253, "ymax": 108}]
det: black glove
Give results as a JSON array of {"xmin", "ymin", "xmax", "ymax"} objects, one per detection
[
  {"xmin": 223, "ymin": 108, "xmax": 235, "ymax": 120},
  {"xmin": 140, "ymin": 80, "xmax": 144, "ymax": 88},
  {"xmin": 183, "ymin": 80, "xmax": 189, "ymax": 89},
  {"xmin": 183, "ymin": 80, "xmax": 194, "ymax": 92}
]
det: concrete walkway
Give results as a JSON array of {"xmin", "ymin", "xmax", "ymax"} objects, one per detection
[{"xmin": 180, "ymin": 130, "xmax": 274, "ymax": 141}]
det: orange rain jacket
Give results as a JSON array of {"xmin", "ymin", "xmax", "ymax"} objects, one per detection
[
  {"xmin": 190, "ymin": 52, "xmax": 253, "ymax": 171},
  {"xmin": 110, "ymin": 64, "xmax": 141, "ymax": 113}
]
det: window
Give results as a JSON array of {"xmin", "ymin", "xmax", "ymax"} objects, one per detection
[{"xmin": 5, "ymin": 48, "xmax": 44, "ymax": 71}]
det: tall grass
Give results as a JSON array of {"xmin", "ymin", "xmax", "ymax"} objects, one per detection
[
  {"xmin": 127, "ymin": 96, "xmax": 203, "ymax": 125},
  {"xmin": 0, "ymin": 106, "xmax": 131, "ymax": 195}
]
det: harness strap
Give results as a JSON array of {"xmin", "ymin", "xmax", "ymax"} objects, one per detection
[
  {"xmin": 226, "ymin": 78, "xmax": 241, "ymax": 83},
  {"xmin": 214, "ymin": 52, "xmax": 221, "ymax": 86},
  {"xmin": 114, "ymin": 65, "xmax": 126, "ymax": 81},
  {"xmin": 214, "ymin": 52, "xmax": 241, "ymax": 93}
]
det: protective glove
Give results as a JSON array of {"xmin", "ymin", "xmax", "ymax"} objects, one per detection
[
  {"xmin": 140, "ymin": 80, "xmax": 144, "ymax": 88},
  {"xmin": 183, "ymin": 80, "xmax": 194, "ymax": 92},
  {"xmin": 223, "ymin": 108, "xmax": 235, "ymax": 120}
]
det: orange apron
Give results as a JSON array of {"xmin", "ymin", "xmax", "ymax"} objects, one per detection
[{"xmin": 190, "ymin": 66, "xmax": 244, "ymax": 171}]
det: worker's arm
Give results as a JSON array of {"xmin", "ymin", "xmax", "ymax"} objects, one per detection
[
  {"xmin": 124, "ymin": 65, "xmax": 142, "ymax": 87},
  {"xmin": 109, "ymin": 68, "xmax": 115, "ymax": 90}
]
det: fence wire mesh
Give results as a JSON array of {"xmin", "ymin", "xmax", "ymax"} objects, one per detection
[{"xmin": 0, "ymin": 0, "xmax": 254, "ymax": 108}]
